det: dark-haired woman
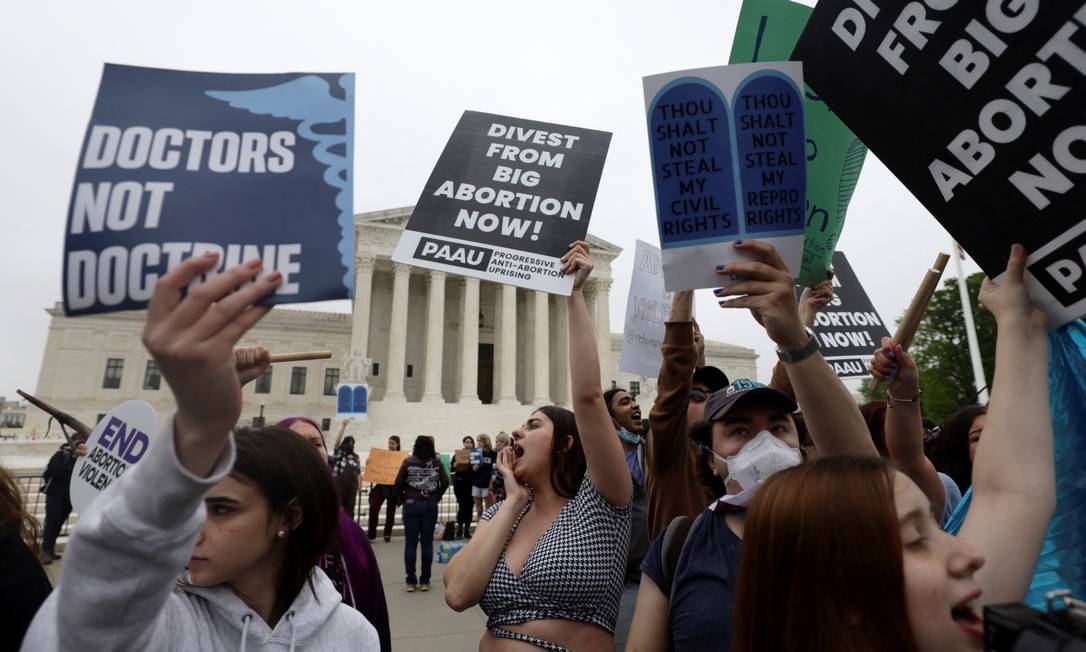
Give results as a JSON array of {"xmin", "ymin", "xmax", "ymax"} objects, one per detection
[
  {"xmin": 932, "ymin": 405, "xmax": 987, "ymax": 495},
  {"xmin": 24, "ymin": 256, "xmax": 379, "ymax": 650},
  {"xmin": 452, "ymin": 435, "xmax": 477, "ymax": 538},
  {"xmin": 444, "ymin": 241, "xmax": 633, "ymax": 652},
  {"xmin": 734, "ymin": 244, "xmax": 1053, "ymax": 651},
  {"xmin": 2, "ymin": 464, "xmax": 52, "ymax": 651},
  {"xmin": 394, "ymin": 435, "xmax": 449, "ymax": 592}
]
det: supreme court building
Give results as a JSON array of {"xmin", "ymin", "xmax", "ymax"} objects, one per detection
[{"xmin": 29, "ymin": 207, "xmax": 757, "ymax": 451}]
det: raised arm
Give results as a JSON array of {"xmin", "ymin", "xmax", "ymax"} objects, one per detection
[
  {"xmin": 563, "ymin": 241, "xmax": 632, "ymax": 507},
  {"xmin": 871, "ymin": 337, "xmax": 945, "ymax": 519},
  {"xmin": 716, "ymin": 240, "xmax": 874, "ymax": 457},
  {"xmin": 647, "ymin": 292, "xmax": 697, "ymax": 471},
  {"xmin": 333, "ymin": 419, "xmax": 349, "ymax": 451},
  {"xmin": 959, "ymin": 245, "xmax": 1054, "ymax": 604},
  {"xmin": 25, "ymin": 255, "xmax": 280, "ymax": 651},
  {"xmin": 444, "ymin": 447, "xmax": 528, "ymax": 611}
]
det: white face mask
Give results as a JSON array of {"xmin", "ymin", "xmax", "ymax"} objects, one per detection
[{"xmin": 710, "ymin": 430, "xmax": 801, "ymax": 507}]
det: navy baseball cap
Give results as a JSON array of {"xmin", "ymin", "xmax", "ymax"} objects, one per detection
[
  {"xmin": 692, "ymin": 366, "xmax": 730, "ymax": 393},
  {"xmin": 703, "ymin": 379, "xmax": 797, "ymax": 424}
]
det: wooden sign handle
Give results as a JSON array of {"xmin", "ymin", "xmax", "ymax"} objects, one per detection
[
  {"xmin": 867, "ymin": 253, "xmax": 950, "ymax": 392},
  {"xmin": 268, "ymin": 351, "xmax": 332, "ymax": 363}
]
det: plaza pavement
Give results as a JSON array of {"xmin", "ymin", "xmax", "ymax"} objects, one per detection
[{"xmin": 45, "ymin": 536, "xmax": 488, "ymax": 651}]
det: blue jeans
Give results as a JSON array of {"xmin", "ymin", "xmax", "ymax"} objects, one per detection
[{"xmin": 403, "ymin": 500, "xmax": 438, "ymax": 585}]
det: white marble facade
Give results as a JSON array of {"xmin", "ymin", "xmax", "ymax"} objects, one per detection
[{"xmin": 28, "ymin": 207, "xmax": 757, "ymax": 451}]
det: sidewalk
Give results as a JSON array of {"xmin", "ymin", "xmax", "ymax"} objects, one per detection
[{"xmin": 44, "ymin": 536, "xmax": 488, "ymax": 651}]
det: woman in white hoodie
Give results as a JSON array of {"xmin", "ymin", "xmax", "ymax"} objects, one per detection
[{"xmin": 22, "ymin": 253, "xmax": 379, "ymax": 651}]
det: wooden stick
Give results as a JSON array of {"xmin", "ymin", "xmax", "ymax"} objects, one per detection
[
  {"xmin": 268, "ymin": 351, "xmax": 332, "ymax": 363},
  {"xmin": 868, "ymin": 252, "xmax": 951, "ymax": 392}
]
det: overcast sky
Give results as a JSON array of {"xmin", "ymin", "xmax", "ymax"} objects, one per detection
[{"xmin": 0, "ymin": 0, "xmax": 983, "ymax": 400}]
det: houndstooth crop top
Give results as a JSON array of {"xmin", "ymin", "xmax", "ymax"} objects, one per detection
[{"xmin": 479, "ymin": 473, "xmax": 631, "ymax": 636}]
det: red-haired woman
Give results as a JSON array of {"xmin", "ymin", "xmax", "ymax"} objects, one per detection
[{"xmin": 734, "ymin": 245, "xmax": 1053, "ymax": 651}]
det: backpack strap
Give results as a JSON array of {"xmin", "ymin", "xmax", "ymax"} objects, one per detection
[{"xmin": 660, "ymin": 513, "xmax": 695, "ymax": 594}]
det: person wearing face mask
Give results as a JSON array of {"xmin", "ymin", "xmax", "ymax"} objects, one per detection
[
  {"xmin": 23, "ymin": 255, "xmax": 379, "ymax": 651},
  {"xmin": 734, "ymin": 244, "xmax": 1053, "ymax": 652},
  {"xmin": 644, "ymin": 287, "xmax": 731, "ymax": 541},
  {"xmin": 603, "ymin": 387, "xmax": 648, "ymax": 651},
  {"xmin": 626, "ymin": 240, "xmax": 876, "ymax": 652}
]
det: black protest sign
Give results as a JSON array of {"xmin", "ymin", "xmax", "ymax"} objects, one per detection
[
  {"xmin": 793, "ymin": 4, "xmax": 1086, "ymax": 327},
  {"xmin": 393, "ymin": 111, "xmax": 611, "ymax": 294},
  {"xmin": 813, "ymin": 251, "xmax": 891, "ymax": 378}
]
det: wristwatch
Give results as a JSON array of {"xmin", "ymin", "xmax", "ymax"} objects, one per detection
[{"xmin": 776, "ymin": 327, "xmax": 819, "ymax": 363}]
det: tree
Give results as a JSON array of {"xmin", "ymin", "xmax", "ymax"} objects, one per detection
[{"xmin": 863, "ymin": 272, "xmax": 995, "ymax": 424}]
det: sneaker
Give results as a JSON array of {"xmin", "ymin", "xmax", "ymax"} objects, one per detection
[
  {"xmin": 419, "ymin": 584, "xmax": 430, "ymax": 592},
  {"xmin": 405, "ymin": 585, "xmax": 416, "ymax": 593},
  {"xmin": 384, "ymin": 536, "xmax": 391, "ymax": 543}
]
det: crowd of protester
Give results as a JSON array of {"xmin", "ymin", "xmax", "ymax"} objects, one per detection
[{"xmin": 0, "ymin": 239, "xmax": 1061, "ymax": 651}]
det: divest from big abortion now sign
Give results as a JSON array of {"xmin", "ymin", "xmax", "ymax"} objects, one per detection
[
  {"xmin": 64, "ymin": 64, "xmax": 355, "ymax": 316},
  {"xmin": 71, "ymin": 400, "xmax": 158, "ymax": 513},
  {"xmin": 393, "ymin": 111, "xmax": 611, "ymax": 294}
]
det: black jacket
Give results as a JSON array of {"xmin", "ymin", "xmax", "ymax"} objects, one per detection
[{"xmin": 0, "ymin": 526, "xmax": 52, "ymax": 651}]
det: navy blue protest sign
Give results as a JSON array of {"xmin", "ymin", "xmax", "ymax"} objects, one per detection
[
  {"xmin": 392, "ymin": 111, "xmax": 611, "ymax": 295},
  {"xmin": 792, "ymin": 3, "xmax": 1086, "ymax": 327},
  {"xmin": 644, "ymin": 62, "xmax": 807, "ymax": 292},
  {"xmin": 64, "ymin": 64, "xmax": 355, "ymax": 315}
]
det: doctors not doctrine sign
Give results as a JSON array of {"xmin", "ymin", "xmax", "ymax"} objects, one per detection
[{"xmin": 64, "ymin": 64, "xmax": 355, "ymax": 316}]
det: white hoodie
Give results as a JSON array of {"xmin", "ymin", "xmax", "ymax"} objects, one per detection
[{"xmin": 22, "ymin": 418, "xmax": 379, "ymax": 651}]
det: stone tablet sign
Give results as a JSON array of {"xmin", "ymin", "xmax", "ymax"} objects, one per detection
[
  {"xmin": 336, "ymin": 383, "xmax": 368, "ymax": 422},
  {"xmin": 71, "ymin": 400, "xmax": 158, "ymax": 513},
  {"xmin": 393, "ymin": 110, "xmax": 611, "ymax": 294},
  {"xmin": 814, "ymin": 251, "xmax": 892, "ymax": 379},
  {"xmin": 729, "ymin": 0, "xmax": 868, "ymax": 287},
  {"xmin": 644, "ymin": 62, "xmax": 807, "ymax": 292},
  {"xmin": 64, "ymin": 64, "xmax": 356, "ymax": 316},
  {"xmin": 620, "ymin": 240, "xmax": 677, "ymax": 379},
  {"xmin": 793, "ymin": 4, "xmax": 1086, "ymax": 326}
]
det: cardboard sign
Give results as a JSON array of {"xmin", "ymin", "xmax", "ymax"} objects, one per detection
[
  {"xmin": 64, "ymin": 64, "xmax": 355, "ymax": 316},
  {"xmin": 362, "ymin": 447, "xmax": 409, "ymax": 485},
  {"xmin": 729, "ymin": 0, "xmax": 868, "ymax": 287},
  {"xmin": 792, "ymin": 4, "xmax": 1086, "ymax": 327},
  {"xmin": 813, "ymin": 252, "xmax": 892, "ymax": 378},
  {"xmin": 453, "ymin": 448, "xmax": 471, "ymax": 471},
  {"xmin": 620, "ymin": 240, "xmax": 676, "ymax": 378},
  {"xmin": 644, "ymin": 62, "xmax": 807, "ymax": 292},
  {"xmin": 71, "ymin": 400, "xmax": 158, "ymax": 513},
  {"xmin": 336, "ymin": 383, "xmax": 369, "ymax": 422},
  {"xmin": 393, "ymin": 110, "xmax": 611, "ymax": 294}
]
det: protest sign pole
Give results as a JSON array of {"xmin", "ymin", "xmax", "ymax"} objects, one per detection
[
  {"xmin": 952, "ymin": 241, "xmax": 989, "ymax": 404},
  {"xmin": 867, "ymin": 253, "xmax": 950, "ymax": 392},
  {"xmin": 16, "ymin": 389, "xmax": 92, "ymax": 441},
  {"xmin": 269, "ymin": 351, "xmax": 332, "ymax": 363}
]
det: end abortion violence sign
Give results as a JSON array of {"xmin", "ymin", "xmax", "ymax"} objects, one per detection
[
  {"xmin": 71, "ymin": 399, "xmax": 158, "ymax": 514},
  {"xmin": 793, "ymin": 3, "xmax": 1086, "ymax": 327},
  {"xmin": 393, "ymin": 111, "xmax": 612, "ymax": 294},
  {"xmin": 64, "ymin": 64, "xmax": 355, "ymax": 316},
  {"xmin": 644, "ymin": 62, "xmax": 807, "ymax": 292}
]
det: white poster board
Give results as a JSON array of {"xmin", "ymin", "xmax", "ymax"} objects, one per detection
[
  {"xmin": 620, "ymin": 240, "xmax": 678, "ymax": 378},
  {"xmin": 71, "ymin": 400, "xmax": 158, "ymax": 513}
]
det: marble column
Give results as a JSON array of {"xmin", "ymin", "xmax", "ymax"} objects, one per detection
[
  {"xmin": 349, "ymin": 254, "xmax": 376, "ymax": 357},
  {"xmin": 458, "ymin": 278, "xmax": 481, "ymax": 403},
  {"xmin": 531, "ymin": 291, "xmax": 551, "ymax": 405},
  {"xmin": 595, "ymin": 279, "xmax": 613, "ymax": 388},
  {"xmin": 552, "ymin": 297, "xmax": 571, "ymax": 407},
  {"xmin": 383, "ymin": 263, "xmax": 412, "ymax": 402},
  {"xmin": 496, "ymin": 284, "xmax": 519, "ymax": 405},
  {"xmin": 422, "ymin": 270, "xmax": 446, "ymax": 403}
]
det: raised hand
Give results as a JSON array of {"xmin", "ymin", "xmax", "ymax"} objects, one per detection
[
  {"xmin": 560, "ymin": 240, "xmax": 594, "ymax": 290},
  {"xmin": 978, "ymin": 244, "xmax": 1047, "ymax": 332},
  {"xmin": 234, "ymin": 346, "xmax": 270, "ymax": 387},
  {"xmin": 869, "ymin": 336, "xmax": 919, "ymax": 398},
  {"xmin": 799, "ymin": 278, "xmax": 834, "ymax": 328},
  {"xmin": 142, "ymin": 254, "xmax": 281, "ymax": 473},
  {"xmin": 714, "ymin": 240, "xmax": 807, "ymax": 350}
]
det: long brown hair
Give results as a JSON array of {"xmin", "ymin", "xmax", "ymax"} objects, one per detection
[
  {"xmin": 536, "ymin": 406, "xmax": 585, "ymax": 499},
  {"xmin": 734, "ymin": 455, "xmax": 918, "ymax": 652},
  {"xmin": 0, "ymin": 465, "xmax": 41, "ymax": 557}
]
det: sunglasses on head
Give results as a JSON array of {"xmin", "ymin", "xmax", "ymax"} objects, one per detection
[{"xmin": 690, "ymin": 388, "xmax": 708, "ymax": 402}]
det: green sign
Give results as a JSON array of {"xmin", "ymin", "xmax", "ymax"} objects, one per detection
[{"xmin": 729, "ymin": 0, "xmax": 867, "ymax": 287}]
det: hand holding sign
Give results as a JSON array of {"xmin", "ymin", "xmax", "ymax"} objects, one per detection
[
  {"xmin": 869, "ymin": 338, "xmax": 919, "ymax": 400},
  {"xmin": 143, "ymin": 254, "xmax": 281, "ymax": 475},
  {"xmin": 799, "ymin": 280, "xmax": 834, "ymax": 328},
  {"xmin": 715, "ymin": 239, "xmax": 808, "ymax": 351},
  {"xmin": 979, "ymin": 244, "xmax": 1048, "ymax": 334},
  {"xmin": 560, "ymin": 240, "xmax": 594, "ymax": 290}
]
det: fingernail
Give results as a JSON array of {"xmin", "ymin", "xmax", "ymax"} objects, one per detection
[
  {"xmin": 888, "ymin": 348, "xmax": 896, "ymax": 359},
  {"xmin": 246, "ymin": 258, "xmax": 262, "ymax": 269},
  {"xmin": 204, "ymin": 251, "xmax": 220, "ymax": 258},
  {"xmin": 715, "ymin": 265, "xmax": 725, "ymax": 272},
  {"xmin": 267, "ymin": 271, "xmax": 282, "ymax": 282},
  {"xmin": 713, "ymin": 288, "xmax": 723, "ymax": 296},
  {"xmin": 735, "ymin": 240, "xmax": 743, "ymax": 245}
]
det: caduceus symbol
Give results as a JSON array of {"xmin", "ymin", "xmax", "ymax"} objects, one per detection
[{"xmin": 205, "ymin": 74, "xmax": 355, "ymax": 290}]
